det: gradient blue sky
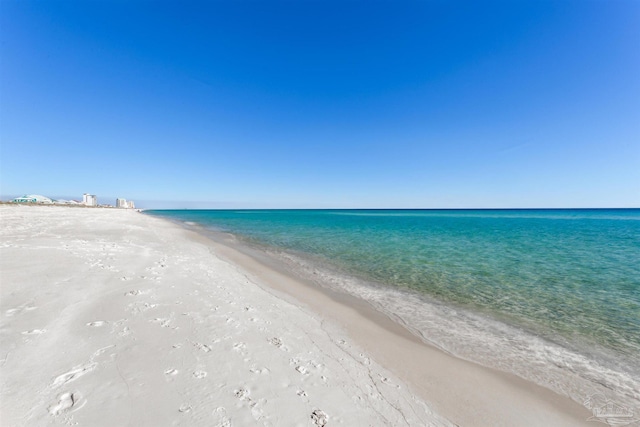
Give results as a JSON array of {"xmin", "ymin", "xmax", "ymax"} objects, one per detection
[{"xmin": 1, "ymin": 0, "xmax": 638, "ymax": 208}]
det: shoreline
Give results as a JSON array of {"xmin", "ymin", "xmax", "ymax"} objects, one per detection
[
  {"xmin": 156, "ymin": 209, "xmax": 639, "ymax": 415},
  {"xmin": 174, "ymin": 216, "xmax": 593, "ymax": 426},
  {"xmin": 1, "ymin": 205, "xmax": 593, "ymax": 425},
  {"xmin": 0, "ymin": 205, "xmax": 449, "ymax": 426}
]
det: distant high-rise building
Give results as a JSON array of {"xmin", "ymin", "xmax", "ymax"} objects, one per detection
[
  {"xmin": 116, "ymin": 198, "xmax": 128, "ymax": 208},
  {"xmin": 82, "ymin": 193, "xmax": 97, "ymax": 206}
]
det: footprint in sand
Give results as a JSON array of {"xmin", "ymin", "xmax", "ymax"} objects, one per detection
[
  {"xmin": 193, "ymin": 371, "xmax": 207, "ymax": 379},
  {"xmin": 6, "ymin": 304, "xmax": 37, "ymax": 317},
  {"xmin": 311, "ymin": 409, "xmax": 329, "ymax": 426},
  {"xmin": 52, "ymin": 364, "xmax": 97, "ymax": 388},
  {"xmin": 268, "ymin": 337, "xmax": 282, "ymax": 347},
  {"xmin": 22, "ymin": 329, "xmax": 46, "ymax": 335},
  {"xmin": 268, "ymin": 337, "xmax": 290, "ymax": 352},
  {"xmin": 151, "ymin": 318, "xmax": 173, "ymax": 328},
  {"xmin": 179, "ymin": 404, "xmax": 192, "ymax": 413},
  {"xmin": 234, "ymin": 388, "xmax": 250, "ymax": 400},
  {"xmin": 86, "ymin": 321, "xmax": 107, "ymax": 327},
  {"xmin": 128, "ymin": 302, "xmax": 158, "ymax": 315},
  {"xmin": 359, "ymin": 353, "xmax": 371, "ymax": 366},
  {"xmin": 48, "ymin": 392, "xmax": 83, "ymax": 416},
  {"xmin": 193, "ymin": 342, "xmax": 212, "ymax": 353},
  {"xmin": 249, "ymin": 367, "xmax": 270, "ymax": 375},
  {"xmin": 233, "ymin": 342, "xmax": 249, "ymax": 358}
]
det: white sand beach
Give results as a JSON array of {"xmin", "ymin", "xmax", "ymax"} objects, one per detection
[{"xmin": 0, "ymin": 205, "xmax": 592, "ymax": 426}]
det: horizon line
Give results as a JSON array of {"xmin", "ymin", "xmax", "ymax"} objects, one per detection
[{"xmin": 144, "ymin": 207, "xmax": 640, "ymax": 211}]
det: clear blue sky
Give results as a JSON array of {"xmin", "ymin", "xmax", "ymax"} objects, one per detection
[{"xmin": 1, "ymin": 0, "xmax": 638, "ymax": 208}]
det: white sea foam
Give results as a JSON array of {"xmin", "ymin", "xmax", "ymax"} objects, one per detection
[{"xmin": 267, "ymin": 247, "xmax": 640, "ymax": 411}]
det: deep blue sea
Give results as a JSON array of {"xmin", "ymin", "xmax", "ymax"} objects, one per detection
[{"xmin": 147, "ymin": 209, "xmax": 640, "ymax": 408}]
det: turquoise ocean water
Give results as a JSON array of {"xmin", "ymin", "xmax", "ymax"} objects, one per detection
[{"xmin": 147, "ymin": 209, "xmax": 640, "ymax": 408}]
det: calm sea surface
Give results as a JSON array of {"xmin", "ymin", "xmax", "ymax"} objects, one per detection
[{"xmin": 147, "ymin": 209, "xmax": 640, "ymax": 407}]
